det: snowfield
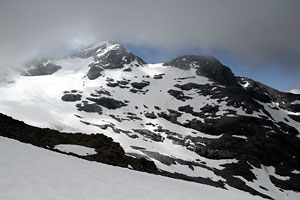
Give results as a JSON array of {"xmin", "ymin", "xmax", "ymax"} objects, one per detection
[
  {"xmin": 54, "ymin": 144, "xmax": 97, "ymax": 156},
  {"xmin": 0, "ymin": 136, "xmax": 265, "ymax": 200}
]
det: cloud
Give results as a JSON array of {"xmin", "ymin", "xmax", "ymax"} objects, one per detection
[{"xmin": 0, "ymin": 0, "xmax": 300, "ymax": 76}]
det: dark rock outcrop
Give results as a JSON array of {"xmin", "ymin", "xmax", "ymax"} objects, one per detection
[
  {"xmin": 163, "ymin": 55, "xmax": 237, "ymax": 86},
  {"xmin": 145, "ymin": 112, "xmax": 157, "ymax": 119},
  {"xmin": 87, "ymin": 97, "xmax": 127, "ymax": 110},
  {"xmin": 94, "ymin": 43, "xmax": 146, "ymax": 70},
  {"xmin": 87, "ymin": 65, "xmax": 104, "ymax": 80},
  {"xmin": 21, "ymin": 59, "xmax": 61, "ymax": 76},
  {"xmin": 62, "ymin": 94, "xmax": 82, "ymax": 102},
  {"xmin": 153, "ymin": 73, "xmax": 165, "ymax": 79},
  {"xmin": 167, "ymin": 89, "xmax": 192, "ymax": 101},
  {"xmin": 131, "ymin": 81, "xmax": 150, "ymax": 90},
  {"xmin": 133, "ymin": 129, "xmax": 164, "ymax": 142},
  {"xmin": 76, "ymin": 103, "xmax": 102, "ymax": 114},
  {"xmin": 83, "ymin": 42, "xmax": 146, "ymax": 80},
  {"xmin": 0, "ymin": 112, "xmax": 157, "ymax": 173},
  {"xmin": 237, "ymin": 77, "xmax": 300, "ymax": 113}
]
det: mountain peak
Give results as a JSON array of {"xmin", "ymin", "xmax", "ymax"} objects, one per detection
[
  {"xmin": 84, "ymin": 41, "xmax": 146, "ymax": 80},
  {"xmin": 163, "ymin": 55, "xmax": 222, "ymax": 69},
  {"xmin": 72, "ymin": 41, "xmax": 123, "ymax": 59},
  {"xmin": 163, "ymin": 55, "xmax": 237, "ymax": 86}
]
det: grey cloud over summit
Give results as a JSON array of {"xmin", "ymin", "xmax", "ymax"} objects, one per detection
[{"xmin": 0, "ymin": 0, "xmax": 300, "ymax": 76}]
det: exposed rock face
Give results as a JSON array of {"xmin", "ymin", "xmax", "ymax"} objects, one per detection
[
  {"xmin": 76, "ymin": 103, "xmax": 102, "ymax": 114},
  {"xmin": 153, "ymin": 73, "xmax": 165, "ymax": 79},
  {"xmin": 167, "ymin": 89, "xmax": 192, "ymax": 101},
  {"xmin": 87, "ymin": 97, "xmax": 127, "ymax": 110},
  {"xmin": 62, "ymin": 94, "xmax": 82, "ymax": 102},
  {"xmin": 133, "ymin": 129, "xmax": 164, "ymax": 142},
  {"xmin": 87, "ymin": 65, "xmax": 104, "ymax": 80},
  {"xmin": 85, "ymin": 42, "xmax": 146, "ymax": 80},
  {"xmin": 144, "ymin": 112, "xmax": 157, "ymax": 119},
  {"xmin": 238, "ymin": 77, "xmax": 300, "ymax": 112},
  {"xmin": 94, "ymin": 44, "xmax": 145, "ymax": 70},
  {"xmin": 21, "ymin": 59, "xmax": 61, "ymax": 76},
  {"xmin": 131, "ymin": 81, "xmax": 150, "ymax": 90},
  {"xmin": 174, "ymin": 82, "xmax": 262, "ymax": 114},
  {"xmin": 163, "ymin": 55, "xmax": 236, "ymax": 86}
]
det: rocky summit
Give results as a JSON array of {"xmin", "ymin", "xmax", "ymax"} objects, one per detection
[{"xmin": 1, "ymin": 41, "xmax": 300, "ymax": 200}]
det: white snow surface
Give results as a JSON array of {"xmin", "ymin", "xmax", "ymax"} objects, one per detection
[
  {"xmin": 239, "ymin": 79, "xmax": 250, "ymax": 89},
  {"xmin": 0, "ymin": 136, "xmax": 266, "ymax": 200},
  {"xmin": 291, "ymin": 100, "xmax": 300, "ymax": 105},
  {"xmin": 291, "ymin": 170, "xmax": 300, "ymax": 174},
  {"xmin": 232, "ymin": 135, "xmax": 247, "ymax": 140},
  {"xmin": 54, "ymin": 144, "xmax": 97, "ymax": 156}
]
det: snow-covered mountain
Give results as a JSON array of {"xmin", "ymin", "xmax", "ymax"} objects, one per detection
[{"xmin": 0, "ymin": 41, "xmax": 300, "ymax": 199}]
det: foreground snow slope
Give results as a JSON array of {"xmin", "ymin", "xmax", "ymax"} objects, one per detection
[{"xmin": 0, "ymin": 136, "xmax": 264, "ymax": 200}]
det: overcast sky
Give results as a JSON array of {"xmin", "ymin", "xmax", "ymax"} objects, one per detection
[{"xmin": 0, "ymin": 0, "xmax": 299, "ymax": 91}]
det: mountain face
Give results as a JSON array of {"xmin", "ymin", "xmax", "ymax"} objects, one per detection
[{"xmin": 0, "ymin": 41, "xmax": 300, "ymax": 200}]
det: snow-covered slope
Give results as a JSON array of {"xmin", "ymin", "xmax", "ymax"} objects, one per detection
[
  {"xmin": 0, "ymin": 136, "xmax": 267, "ymax": 200},
  {"xmin": 0, "ymin": 41, "xmax": 299, "ymax": 199}
]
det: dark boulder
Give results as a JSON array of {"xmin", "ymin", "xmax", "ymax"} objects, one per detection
[
  {"xmin": 153, "ymin": 74, "xmax": 165, "ymax": 79},
  {"xmin": 87, "ymin": 97, "xmax": 127, "ymax": 110},
  {"xmin": 131, "ymin": 81, "xmax": 150, "ymax": 90},
  {"xmin": 167, "ymin": 89, "xmax": 192, "ymax": 101},
  {"xmin": 87, "ymin": 65, "xmax": 103, "ymax": 80},
  {"xmin": 145, "ymin": 112, "xmax": 157, "ymax": 119},
  {"xmin": 76, "ymin": 103, "xmax": 102, "ymax": 114},
  {"xmin": 62, "ymin": 94, "xmax": 82, "ymax": 102},
  {"xmin": 106, "ymin": 82, "xmax": 119, "ymax": 87}
]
